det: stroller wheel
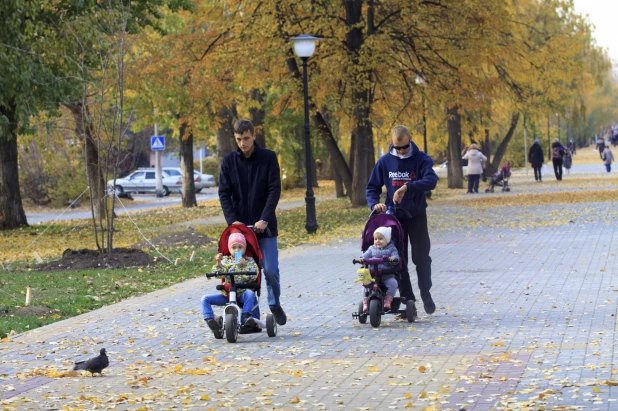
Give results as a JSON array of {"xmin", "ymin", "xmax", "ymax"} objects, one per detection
[
  {"xmin": 358, "ymin": 301, "xmax": 367, "ymax": 324},
  {"xmin": 505, "ymin": 187, "xmax": 511, "ymax": 192},
  {"xmin": 225, "ymin": 313, "xmax": 238, "ymax": 343},
  {"xmin": 485, "ymin": 188, "xmax": 490, "ymax": 193},
  {"xmin": 213, "ymin": 316, "xmax": 224, "ymax": 339},
  {"xmin": 501, "ymin": 187, "xmax": 506, "ymax": 192},
  {"xmin": 369, "ymin": 298, "xmax": 382, "ymax": 328},
  {"xmin": 266, "ymin": 314, "xmax": 277, "ymax": 337},
  {"xmin": 406, "ymin": 300, "xmax": 417, "ymax": 323}
]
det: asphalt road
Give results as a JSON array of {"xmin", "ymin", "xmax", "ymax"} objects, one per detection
[{"xmin": 25, "ymin": 189, "xmax": 220, "ymax": 224}]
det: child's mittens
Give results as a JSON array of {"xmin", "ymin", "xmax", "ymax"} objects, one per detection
[{"xmin": 355, "ymin": 268, "xmax": 373, "ymax": 284}]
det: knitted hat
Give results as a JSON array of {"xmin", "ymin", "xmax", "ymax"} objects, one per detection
[
  {"xmin": 374, "ymin": 226, "xmax": 392, "ymax": 243},
  {"xmin": 533, "ymin": 139, "xmax": 539, "ymax": 144},
  {"xmin": 228, "ymin": 232, "xmax": 246, "ymax": 249},
  {"xmin": 470, "ymin": 143, "xmax": 478, "ymax": 150}
]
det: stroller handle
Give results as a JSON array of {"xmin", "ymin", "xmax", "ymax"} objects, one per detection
[
  {"xmin": 353, "ymin": 257, "xmax": 399, "ymax": 265},
  {"xmin": 369, "ymin": 206, "xmax": 413, "ymax": 219},
  {"xmin": 246, "ymin": 225, "xmax": 272, "ymax": 237}
]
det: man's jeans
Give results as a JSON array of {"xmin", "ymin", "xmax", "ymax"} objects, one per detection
[
  {"xmin": 258, "ymin": 236, "xmax": 281, "ymax": 309},
  {"xmin": 201, "ymin": 291, "xmax": 256, "ymax": 320}
]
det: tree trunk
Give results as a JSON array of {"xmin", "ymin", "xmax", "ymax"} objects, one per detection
[
  {"xmin": 331, "ymin": 152, "xmax": 346, "ymax": 197},
  {"xmin": 446, "ymin": 105, "xmax": 464, "ymax": 189},
  {"xmin": 65, "ymin": 103, "xmax": 106, "ymax": 221},
  {"xmin": 0, "ymin": 100, "xmax": 28, "ymax": 230},
  {"xmin": 249, "ymin": 88, "xmax": 266, "ymax": 148},
  {"xmin": 349, "ymin": 105, "xmax": 375, "ymax": 205},
  {"xmin": 346, "ymin": 0, "xmax": 375, "ymax": 206},
  {"xmin": 216, "ymin": 105, "xmax": 236, "ymax": 159},
  {"xmin": 284, "ymin": 57, "xmax": 353, "ymax": 197},
  {"xmin": 487, "ymin": 113, "xmax": 520, "ymax": 176},
  {"xmin": 179, "ymin": 121, "xmax": 197, "ymax": 207}
]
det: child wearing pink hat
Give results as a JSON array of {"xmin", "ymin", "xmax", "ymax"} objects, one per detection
[{"xmin": 201, "ymin": 232, "xmax": 259, "ymax": 334}]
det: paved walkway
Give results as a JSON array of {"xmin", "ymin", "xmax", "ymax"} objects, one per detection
[{"xmin": 2, "ymin": 185, "xmax": 618, "ymax": 410}]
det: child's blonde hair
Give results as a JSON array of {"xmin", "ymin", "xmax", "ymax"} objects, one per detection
[{"xmin": 391, "ymin": 125, "xmax": 412, "ymax": 142}]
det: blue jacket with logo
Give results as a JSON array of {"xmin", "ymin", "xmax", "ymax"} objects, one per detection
[{"xmin": 366, "ymin": 141, "xmax": 438, "ymax": 218}]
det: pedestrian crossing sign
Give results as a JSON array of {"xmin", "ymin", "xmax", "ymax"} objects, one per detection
[{"xmin": 151, "ymin": 136, "xmax": 165, "ymax": 151}]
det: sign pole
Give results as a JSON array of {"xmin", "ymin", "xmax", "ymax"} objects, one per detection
[{"xmin": 154, "ymin": 122, "xmax": 163, "ymax": 197}]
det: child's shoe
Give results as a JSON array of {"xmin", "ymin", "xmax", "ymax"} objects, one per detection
[
  {"xmin": 362, "ymin": 297, "xmax": 368, "ymax": 312},
  {"xmin": 384, "ymin": 295, "xmax": 394, "ymax": 311},
  {"xmin": 205, "ymin": 317, "xmax": 222, "ymax": 331}
]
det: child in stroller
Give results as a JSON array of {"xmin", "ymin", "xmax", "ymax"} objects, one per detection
[
  {"xmin": 352, "ymin": 211, "xmax": 417, "ymax": 327},
  {"xmin": 485, "ymin": 161, "xmax": 512, "ymax": 192},
  {"xmin": 202, "ymin": 225, "xmax": 277, "ymax": 342},
  {"xmin": 358, "ymin": 227, "xmax": 399, "ymax": 311}
]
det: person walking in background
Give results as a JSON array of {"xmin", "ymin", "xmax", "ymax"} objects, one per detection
[
  {"xmin": 551, "ymin": 138, "xmax": 566, "ymax": 181},
  {"xmin": 596, "ymin": 136, "xmax": 606, "ymax": 159},
  {"xmin": 602, "ymin": 146, "xmax": 614, "ymax": 173},
  {"xmin": 563, "ymin": 148, "xmax": 573, "ymax": 175},
  {"xmin": 528, "ymin": 139, "xmax": 544, "ymax": 182},
  {"xmin": 461, "ymin": 144, "xmax": 487, "ymax": 193}
]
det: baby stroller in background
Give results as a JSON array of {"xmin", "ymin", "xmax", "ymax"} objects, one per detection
[
  {"xmin": 352, "ymin": 208, "xmax": 417, "ymax": 327},
  {"xmin": 485, "ymin": 161, "xmax": 512, "ymax": 193},
  {"xmin": 205, "ymin": 224, "xmax": 277, "ymax": 343}
]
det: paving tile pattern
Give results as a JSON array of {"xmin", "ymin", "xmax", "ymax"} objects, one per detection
[{"xmin": 2, "ymin": 199, "xmax": 618, "ymax": 410}]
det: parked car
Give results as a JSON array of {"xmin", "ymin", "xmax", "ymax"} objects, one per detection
[
  {"xmin": 107, "ymin": 169, "xmax": 182, "ymax": 196},
  {"xmin": 162, "ymin": 167, "xmax": 216, "ymax": 192},
  {"xmin": 432, "ymin": 161, "xmax": 468, "ymax": 179}
]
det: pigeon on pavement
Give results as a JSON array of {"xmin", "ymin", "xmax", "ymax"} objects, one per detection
[{"xmin": 73, "ymin": 348, "xmax": 109, "ymax": 376}]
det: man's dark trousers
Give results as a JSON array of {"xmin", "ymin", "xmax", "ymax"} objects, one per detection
[
  {"xmin": 398, "ymin": 212, "xmax": 432, "ymax": 302},
  {"xmin": 552, "ymin": 158, "xmax": 563, "ymax": 180}
]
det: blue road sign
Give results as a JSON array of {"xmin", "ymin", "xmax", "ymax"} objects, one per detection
[{"xmin": 151, "ymin": 136, "xmax": 165, "ymax": 151}]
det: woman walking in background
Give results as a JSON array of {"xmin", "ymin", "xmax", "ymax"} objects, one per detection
[
  {"xmin": 602, "ymin": 146, "xmax": 614, "ymax": 173},
  {"xmin": 528, "ymin": 139, "xmax": 544, "ymax": 182},
  {"xmin": 551, "ymin": 138, "xmax": 566, "ymax": 181},
  {"xmin": 462, "ymin": 144, "xmax": 487, "ymax": 193}
]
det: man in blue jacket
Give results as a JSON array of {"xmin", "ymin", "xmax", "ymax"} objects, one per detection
[
  {"xmin": 366, "ymin": 125, "xmax": 438, "ymax": 316},
  {"xmin": 218, "ymin": 119, "xmax": 286, "ymax": 328}
]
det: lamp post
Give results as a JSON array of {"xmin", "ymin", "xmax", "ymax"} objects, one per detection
[{"xmin": 291, "ymin": 34, "xmax": 319, "ymax": 234}]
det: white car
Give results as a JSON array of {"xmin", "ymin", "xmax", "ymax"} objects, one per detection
[
  {"xmin": 108, "ymin": 169, "xmax": 182, "ymax": 196},
  {"xmin": 162, "ymin": 167, "xmax": 216, "ymax": 192},
  {"xmin": 432, "ymin": 161, "xmax": 468, "ymax": 179}
]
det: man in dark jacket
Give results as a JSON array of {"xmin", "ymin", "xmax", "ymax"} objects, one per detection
[
  {"xmin": 366, "ymin": 125, "xmax": 439, "ymax": 316},
  {"xmin": 528, "ymin": 139, "xmax": 544, "ymax": 182},
  {"xmin": 218, "ymin": 119, "xmax": 286, "ymax": 327}
]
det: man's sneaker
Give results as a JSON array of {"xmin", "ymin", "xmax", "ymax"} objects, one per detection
[
  {"xmin": 422, "ymin": 294, "xmax": 436, "ymax": 315},
  {"xmin": 205, "ymin": 318, "xmax": 221, "ymax": 331},
  {"xmin": 270, "ymin": 306, "xmax": 287, "ymax": 325}
]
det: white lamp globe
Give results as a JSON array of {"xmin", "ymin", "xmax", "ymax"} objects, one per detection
[{"xmin": 290, "ymin": 34, "xmax": 320, "ymax": 58}]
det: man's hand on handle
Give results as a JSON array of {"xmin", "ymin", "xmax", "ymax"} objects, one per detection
[
  {"xmin": 373, "ymin": 204, "xmax": 387, "ymax": 213},
  {"xmin": 254, "ymin": 220, "xmax": 268, "ymax": 233}
]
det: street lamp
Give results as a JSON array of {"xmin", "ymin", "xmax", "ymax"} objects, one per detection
[
  {"xmin": 290, "ymin": 34, "xmax": 319, "ymax": 234},
  {"xmin": 415, "ymin": 75, "xmax": 428, "ymax": 154}
]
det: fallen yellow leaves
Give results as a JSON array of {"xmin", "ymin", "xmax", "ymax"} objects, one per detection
[{"xmin": 461, "ymin": 189, "xmax": 618, "ymax": 209}]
